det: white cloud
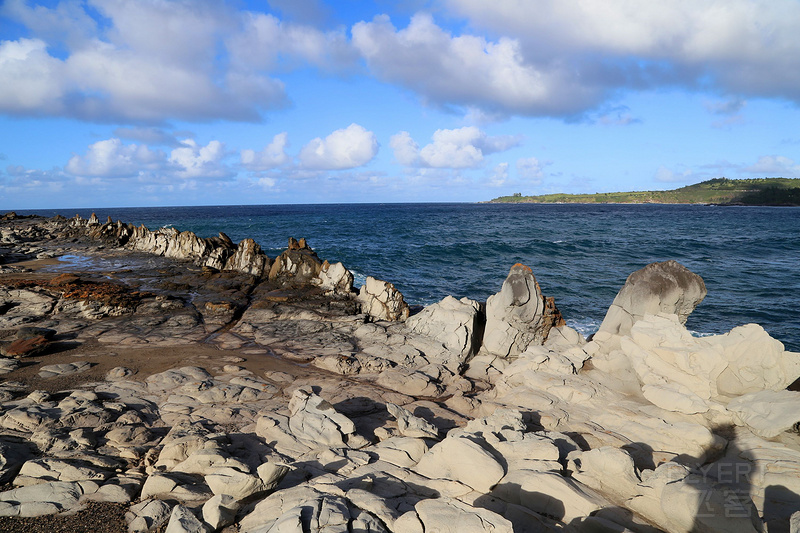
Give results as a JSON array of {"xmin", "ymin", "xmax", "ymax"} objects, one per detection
[
  {"xmin": 445, "ymin": 0, "xmax": 800, "ymax": 105},
  {"xmin": 390, "ymin": 126, "xmax": 521, "ymax": 168},
  {"xmin": 389, "ymin": 131, "xmax": 420, "ymax": 166},
  {"xmin": 66, "ymin": 138, "xmax": 165, "ymax": 178},
  {"xmin": 352, "ymin": 13, "xmax": 598, "ymax": 116},
  {"xmin": 489, "ymin": 162, "xmax": 509, "ymax": 187},
  {"xmin": 516, "ymin": 157, "xmax": 546, "ymax": 184},
  {"xmin": 0, "ymin": 1, "xmax": 355, "ymax": 123},
  {"xmin": 0, "ymin": 38, "xmax": 66, "ymax": 114},
  {"xmin": 744, "ymin": 156, "xmax": 800, "ymax": 176},
  {"xmin": 299, "ymin": 124, "xmax": 378, "ymax": 170},
  {"xmin": 169, "ymin": 139, "xmax": 233, "ymax": 179},
  {"xmin": 654, "ymin": 165, "xmax": 695, "ymax": 183},
  {"xmin": 242, "ymin": 133, "xmax": 290, "ymax": 170},
  {"xmin": 258, "ymin": 177, "xmax": 277, "ymax": 189}
]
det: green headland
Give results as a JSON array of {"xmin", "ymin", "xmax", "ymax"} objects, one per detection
[{"xmin": 490, "ymin": 178, "xmax": 800, "ymax": 206}]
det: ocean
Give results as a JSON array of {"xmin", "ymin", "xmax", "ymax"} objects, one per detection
[{"xmin": 17, "ymin": 203, "xmax": 800, "ymax": 351}]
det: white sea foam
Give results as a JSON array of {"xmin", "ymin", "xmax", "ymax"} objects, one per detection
[{"xmin": 566, "ymin": 317, "xmax": 601, "ymax": 339}]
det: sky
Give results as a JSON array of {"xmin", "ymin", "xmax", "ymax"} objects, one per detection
[{"xmin": 1, "ymin": 0, "xmax": 799, "ymax": 209}]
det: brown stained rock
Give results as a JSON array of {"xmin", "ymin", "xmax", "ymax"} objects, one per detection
[
  {"xmin": 47, "ymin": 274, "xmax": 80, "ymax": 287},
  {"xmin": 2, "ymin": 336, "xmax": 50, "ymax": 358}
]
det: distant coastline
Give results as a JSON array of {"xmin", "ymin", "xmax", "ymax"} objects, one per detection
[{"xmin": 490, "ymin": 177, "xmax": 800, "ymax": 206}]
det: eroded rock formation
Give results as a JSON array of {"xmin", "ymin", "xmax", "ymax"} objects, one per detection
[{"xmin": 1, "ymin": 213, "xmax": 799, "ymax": 533}]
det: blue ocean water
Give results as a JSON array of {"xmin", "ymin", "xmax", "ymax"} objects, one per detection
[{"xmin": 20, "ymin": 203, "xmax": 800, "ymax": 351}]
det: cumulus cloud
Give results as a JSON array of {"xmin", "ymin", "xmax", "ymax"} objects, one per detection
[
  {"xmin": 0, "ymin": 38, "xmax": 67, "ymax": 115},
  {"xmin": 353, "ymin": 3, "xmax": 800, "ymax": 117},
  {"xmin": 654, "ymin": 165, "xmax": 696, "ymax": 183},
  {"xmin": 64, "ymin": 137, "xmax": 234, "ymax": 181},
  {"xmin": 489, "ymin": 162, "xmax": 509, "ymax": 187},
  {"xmin": 299, "ymin": 124, "xmax": 378, "ymax": 170},
  {"xmin": 744, "ymin": 156, "xmax": 800, "ymax": 176},
  {"xmin": 169, "ymin": 139, "xmax": 233, "ymax": 179},
  {"xmin": 241, "ymin": 133, "xmax": 290, "ymax": 171},
  {"xmin": 0, "ymin": 0, "xmax": 355, "ymax": 123},
  {"xmin": 517, "ymin": 157, "xmax": 546, "ymax": 184},
  {"xmin": 66, "ymin": 138, "xmax": 165, "ymax": 178},
  {"xmin": 352, "ymin": 13, "xmax": 599, "ymax": 117},
  {"xmin": 390, "ymin": 126, "xmax": 521, "ymax": 168}
]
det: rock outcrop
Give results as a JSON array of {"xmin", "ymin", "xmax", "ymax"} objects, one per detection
[
  {"xmin": 596, "ymin": 259, "xmax": 707, "ymax": 337},
  {"xmin": 406, "ymin": 295, "xmax": 483, "ymax": 364},
  {"xmin": 2, "ymin": 213, "xmax": 800, "ymax": 533},
  {"xmin": 358, "ymin": 276, "xmax": 410, "ymax": 321},
  {"xmin": 482, "ymin": 263, "xmax": 564, "ymax": 357}
]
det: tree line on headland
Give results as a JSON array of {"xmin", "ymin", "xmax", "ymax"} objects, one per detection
[{"xmin": 490, "ymin": 178, "xmax": 800, "ymax": 206}]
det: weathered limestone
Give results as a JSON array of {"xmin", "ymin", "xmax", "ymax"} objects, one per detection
[
  {"xmin": 386, "ymin": 402, "xmax": 439, "ymax": 439},
  {"xmin": 315, "ymin": 260, "xmax": 354, "ymax": 295},
  {"xmin": 415, "ymin": 435, "xmax": 505, "ymax": 492},
  {"xmin": 406, "ymin": 295, "xmax": 484, "ymax": 364},
  {"xmin": 224, "ymin": 238, "xmax": 270, "ymax": 277},
  {"xmin": 4, "ymin": 215, "xmax": 800, "ymax": 533},
  {"xmin": 126, "ymin": 498, "xmax": 173, "ymax": 533},
  {"xmin": 483, "ymin": 264, "xmax": 564, "ymax": 357},
  {"xmin": 269, "ymin": 237, "xmax": 323, "ymax": 283},
  {"xmin": 359, "ymin": 276, "xmax": 410, "ymax": 321},
  {"xmin": 727, "ymin": 390, "xmax": 800, "ymax": 438},
  {"xmin": 614, "ymin": 313, "xmax": 800, "ymax": 413},
  {"xmin": 596, "ymin": 259, "xmax": 707, "ymax": 337},
  {"xmin": 288, "ymin": 388, "xmax": 357, "ymax": 449}
]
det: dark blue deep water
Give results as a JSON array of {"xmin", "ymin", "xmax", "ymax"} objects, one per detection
[{"xmin": 20, "ymin": 204, "xmax": 800, "ymax": 351}]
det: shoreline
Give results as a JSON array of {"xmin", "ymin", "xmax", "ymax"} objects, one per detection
[{"xmin": 1, "ymin": 213, "xmax": 799, "ymax": 532}]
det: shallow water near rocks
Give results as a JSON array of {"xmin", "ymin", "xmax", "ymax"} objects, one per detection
[{"xmin": 23, "ymin": 203, "xmax": 800, "ymax": 351}]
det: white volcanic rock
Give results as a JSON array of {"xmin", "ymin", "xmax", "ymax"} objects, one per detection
[
  {"xmin": 494, "ymin": 468, "xmax": 608, "ymax": 523},
  {"xmin": 203, "ymin": 494, "xmax": 240, "ymax": 530},
  {"xmin": 396, "ymin": 497, "xmax": 513, "ymax": 533},
  {"xmin": 37, "ymin": 361, "xmax": 93, "ymax": 378},
  {"xmin": 483, "ymin": 264, "xmax": 563, "ymax": 358},
  {"xmin": 618, "ymin": 314, "xmax": 800, "ymax": 410},
  {"xmin": 660, "ymin": 472, "xmax": 761, "ymax": 533},
  {"xmin": 0, "ymin": 289, "xmax": 55, "ymax": 319},
  {"xmin": 15, "ymin": 458, "xmax": 112, "ymax": 486},
  {"xmin": 0, "ymin": 357, "xmax": 20, "ymax": 374},
  {"xmin": 315, "ymin": 260, "xmax": 354, "ymax": 295},
  {"xmin": 727, "ymin": 390, "xmax": 800, "ymax": 438},
  {"xmin": 415, "ymin": 436, "xmax": 505, "ymax": 493},
  {"xmin": 106, "ymin": 366, "xmax": 136, "ymax": 380},
  {"xmin": 238, "ymin": 486, "xmax": 387, "ymax": 533},
  {"xmin": 596, "ymin": 259, "xmax": 706, "ymax": 337},
  {"xmin": 140, "ymin": 472, "xmax": 213, "ymax": 502},
  {"xmin": 164, "ymin": 504, "xmax": 208, "ymax": 533},
  {"xmin": 369, "ymin": 437, "xmax": 430, "ymax": 468},
  {"xmin": 406, "ymin": 295, "xmax": 483, "ymax": 363},
  {"xmin": 204, "ymin": 467, "xmax": 270, "ymax": 501},
  {"xmin": 146, "ymin": 367, "xmax": 213, "ymax": 392},
  {"xmin": 358, "ymin": 276, "xmax": 410, "ymax": 321},
  {"xmin": 386, "ymin": 402, "xmax": 439, "ymax": 439},
  {"xmin": 224, "ymin": 238, "xmax": 270, "ymax": 277},
  {"xmin": 0, "ymin": 480, "xmax": 97, "ymax": 516},
  {"xmin": 82, "ymin": 470, "xmax": 145, "ymax": 504},
  {"xmin": 288, "ymin": 388, "xmax": 357, "ymax": 449},
  {"xmin": 126, "ymin": 499, "xmax": 173, "ymax": 533},
  {"xmin": 570, "ymin": 446, "xmax": 642, "ymax": 503},
  {"xmin": 376, "ymin": 368, "xmax": 446, "ymax": 397}
]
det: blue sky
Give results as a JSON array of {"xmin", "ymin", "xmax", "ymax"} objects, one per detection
[{"xmin": 1, "ymin": 0, "xmax": 799, "ymax": 208}]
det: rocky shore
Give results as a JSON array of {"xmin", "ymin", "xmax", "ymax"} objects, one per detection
[{"xmin": 1, "ymin": 211, "xmax": 799, "ymax": 533}]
